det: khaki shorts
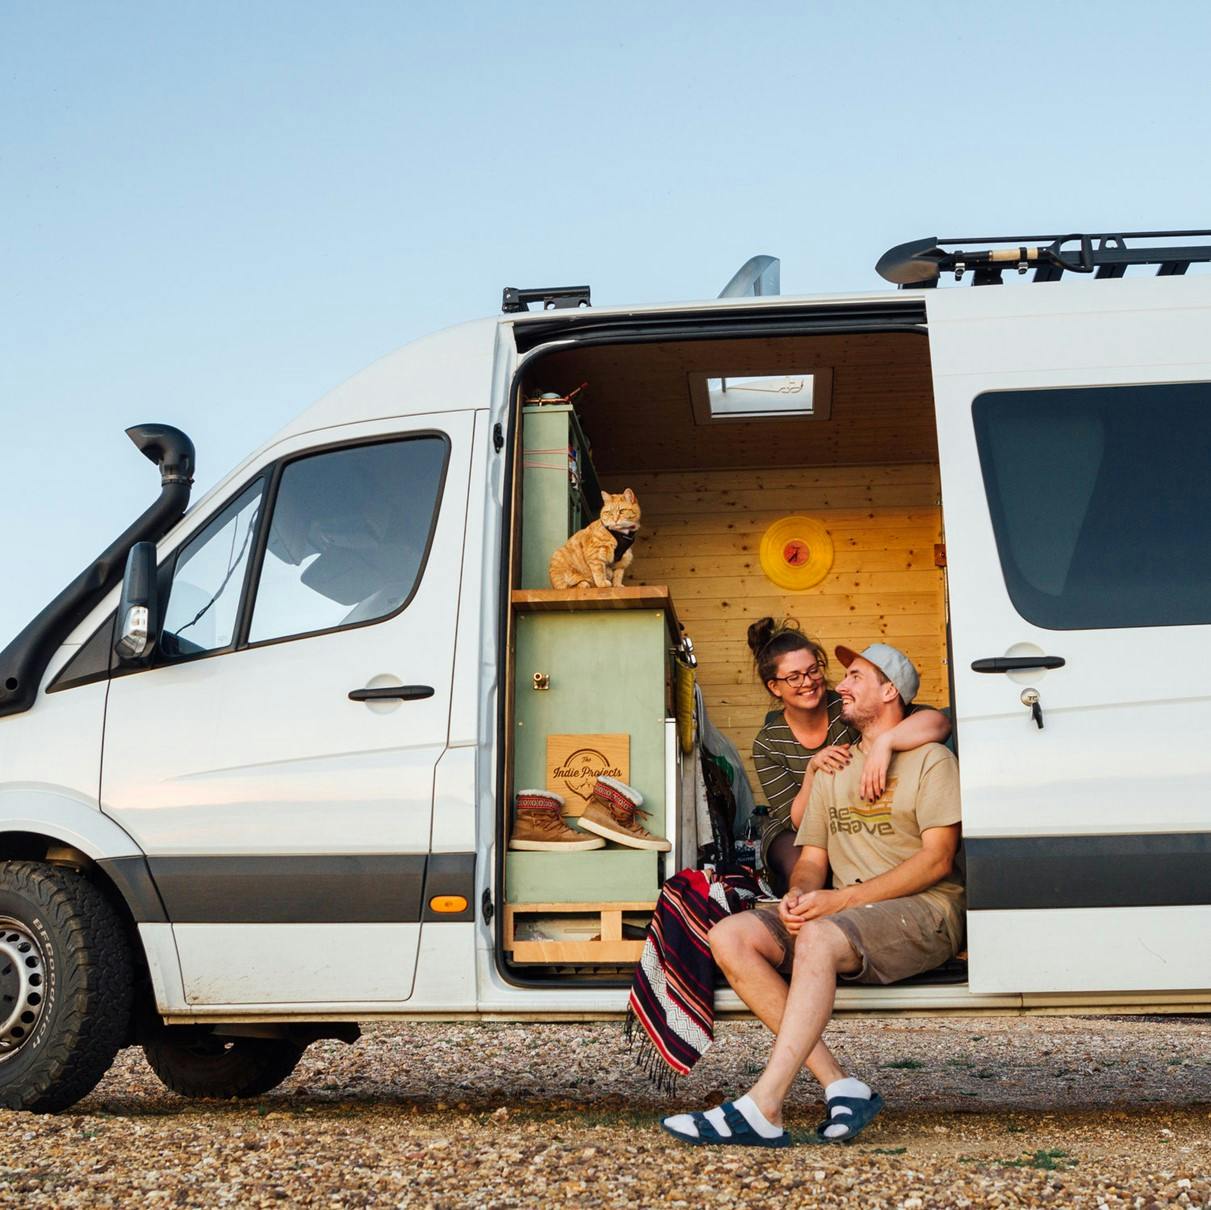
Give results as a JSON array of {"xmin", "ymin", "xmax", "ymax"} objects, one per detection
[{"xmin": 753, "ymin": 893, "xmax": 961, "ymax": 986}]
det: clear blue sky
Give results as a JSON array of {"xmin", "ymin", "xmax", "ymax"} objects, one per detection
[{"xmin": 2, "ymin": 1, "xmax": 1209, "ymax": 645}]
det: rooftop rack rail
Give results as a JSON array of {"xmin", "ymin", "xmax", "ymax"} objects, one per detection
[{"xmin": 876, "ymin": 229, "xmax": 1211, "ymax": 288}]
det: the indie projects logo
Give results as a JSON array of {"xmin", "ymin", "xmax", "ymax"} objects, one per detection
[{"xmin": 551, "ymin": 748, "xmax": 625, "ymax": 804}]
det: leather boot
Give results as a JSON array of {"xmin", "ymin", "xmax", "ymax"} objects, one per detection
[
  {"xmin": 578, "ymin": 776, "xmax": 671, "ymax": 852},
  {"xmin": 509, "ymin": 789, "xmax": 606, "ymax": 851}
]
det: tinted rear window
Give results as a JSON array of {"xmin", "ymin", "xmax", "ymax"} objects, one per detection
[{"xmin": 973, "ymin": 382, "xmax": 1211, "ymax": 630}]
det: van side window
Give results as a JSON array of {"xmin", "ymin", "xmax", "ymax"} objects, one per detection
[
  {"xmin": 247, "ymin": 436, "xmax": 448, "ymax": 645},
  {"xmin": 160, "ymin": 481, "xmax": 265, "ymax": 658},
  {"xmin": 973, "ymin": 383, "xmax": 1211, "ymax": 630}
]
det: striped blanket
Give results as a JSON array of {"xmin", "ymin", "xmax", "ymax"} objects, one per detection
[{"xmin": 624, "ymin": 867, "xmax": 761, "ymax": 1091}]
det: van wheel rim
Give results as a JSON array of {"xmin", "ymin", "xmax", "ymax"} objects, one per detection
[{"xmin": 0, "ymin": 918, "xmax": 47, "ymax": 1063}]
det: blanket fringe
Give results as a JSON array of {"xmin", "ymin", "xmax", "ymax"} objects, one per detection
[
  {"xmin": 622, "ymin": 868, "xmax": 759, "ymax": 1096},
  {"xmin": 623, "ymin": 1006, "xmax": 681, "ymax": 1096}
]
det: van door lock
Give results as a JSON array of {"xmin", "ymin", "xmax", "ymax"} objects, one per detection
[{"xmin": 1020, "ymin": 688, "xmax": 1044, "ymax": 729}]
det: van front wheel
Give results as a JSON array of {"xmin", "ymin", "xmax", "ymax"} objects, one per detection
[
  {"xmin": 0, "ymin": 860, "xmax": 134, "ymax": 1113},
  {"xmin": 142, "ymin": 1028, "xmax": 306, "ymax": 1099}
]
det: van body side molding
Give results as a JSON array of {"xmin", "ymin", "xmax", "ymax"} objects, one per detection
[
  {"xmin": 966, "ymin": 834, "xmax": 1211, "ymax": 911},
  {"xmin": 144, "ymin": 854, "xmax": 475, "ymax": 924},
  {"xmin": 97, "ymin": 855, "xmax": 169, "ymax": 923}
]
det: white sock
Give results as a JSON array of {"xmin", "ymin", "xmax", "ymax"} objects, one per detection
[
  {"xmin": 662, "ymin": 1111, "xmax": 704, "ymax": 1138},
  {"xmin": 730, "ymin": 1094, "xmax": 783, "ymax": 1138},
  {"xmin": 663, "ymin": 1095, "xmax": 784, "ymax": 1140},
  {"xmin": 823, "ymin": 1077, "xmax": 872, "ymax": 1139}
]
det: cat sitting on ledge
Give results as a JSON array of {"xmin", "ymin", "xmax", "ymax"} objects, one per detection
[{"xmin": 548, "ymin": 488, "xmax": 642, "ymax": 589}]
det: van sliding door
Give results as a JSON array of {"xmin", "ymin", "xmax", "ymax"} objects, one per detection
[{"xmin": 927, "ymin": 276, "xmax": 1211, "ymax": 996}]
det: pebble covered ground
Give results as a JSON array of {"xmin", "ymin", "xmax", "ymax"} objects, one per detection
[{"xmin": 3, "ymin": 1014, "xmax": 1210, "ymax": 1207}]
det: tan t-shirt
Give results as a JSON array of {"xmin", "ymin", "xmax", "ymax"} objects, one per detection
[{"xmin": 795, "ymin": 741, "xmax": 964, "ymax": 944}]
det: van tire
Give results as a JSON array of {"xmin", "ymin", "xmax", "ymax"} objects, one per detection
[
  {"xmin": 0, "ymin": 860, "xmax": 134, "ymax": 1113},
  {"xmin": 142, "ymin": 1029, "xmax": 306, "ymax": 1099}
]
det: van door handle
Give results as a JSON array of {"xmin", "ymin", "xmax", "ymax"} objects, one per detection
[
  {"xmin": 348, "ymin": 685, "xmax": 435, "ymax": 702},
  {"xmin": 970, "ymin": 656, "xmax": 1066, "ymax": 673}
]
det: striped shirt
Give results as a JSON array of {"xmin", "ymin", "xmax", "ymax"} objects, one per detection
[{"xmin": 752, "ymin": 692, "xmax": 858, "ymax": 863}]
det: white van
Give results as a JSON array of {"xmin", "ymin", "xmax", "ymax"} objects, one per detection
[{"xmin": 4, "ymin": 231, "xmax": 1211, "ymax": 1113}]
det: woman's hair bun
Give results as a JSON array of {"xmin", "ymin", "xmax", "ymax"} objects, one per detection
[
  {"xmin": 748, "ymin": 617, "xmax": 805, "ymax": 656},
  {"xmin": 746, "ymin": 617, "xmax": 777, "ymax": 658}
]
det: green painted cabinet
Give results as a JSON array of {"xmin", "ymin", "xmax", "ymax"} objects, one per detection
[
  {"xmin": 507, "ymin": 593, "xmax": 675, "ymax": 904},
  {"xmin": 520, "ymin": 403, "xmax": 601, "ymax": 590}
]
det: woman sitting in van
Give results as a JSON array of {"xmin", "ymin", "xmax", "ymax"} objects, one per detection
[{"xmin": 749, "ymin": 618, "xmax": 952, "ymax": 893}]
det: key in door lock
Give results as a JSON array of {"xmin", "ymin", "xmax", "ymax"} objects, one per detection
[
  {"xmin": 1020, "ymin": 687, "xmax": 1044, "ymax": 730},
  {"xmin": 532, "ymin": 672, "xmax": 551, "ymax": 691}
]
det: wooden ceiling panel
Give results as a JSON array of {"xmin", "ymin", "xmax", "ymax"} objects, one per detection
[{"xmin": 523, "ymin": 332, "xmax": 937, "ymax": 472}]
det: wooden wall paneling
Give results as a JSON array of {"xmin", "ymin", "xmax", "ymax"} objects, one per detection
[
  {"xmin": 650, "ymin": 550, "xmax": 938, "ymax": 576},
  {"xmin": 623, "ymin": 487, "xmax": 940, "ymax": 512},
  {"xmin": 627, "ymin": 465, "xmax": 941, "ymax": 491},
  {"xmin": 640, "ymin": 511, "xmax": 943, "ymax": 537},
  {"xmin": 628, "ymin": 463, "xmax": 946, "ymax": 799},
  {"xmin": 658, "ymin": 572, "xmax": 943, "ymax": 598}
]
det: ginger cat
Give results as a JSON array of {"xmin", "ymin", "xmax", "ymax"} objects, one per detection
[{"xmin": 548, "ymin": 489, "xmax": 641, "ymax": 589}]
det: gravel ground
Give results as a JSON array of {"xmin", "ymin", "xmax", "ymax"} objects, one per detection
[{"xmin": 3, "ymin": 1014, "xmax": 1211, "ymax": 1207}]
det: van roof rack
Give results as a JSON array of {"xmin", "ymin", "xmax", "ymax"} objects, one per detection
[
  {"xmin": 502, "ymin": 285, "xmax": 591, "ymax": 313},
  {"xmin": 876, "ymin": 229, "xmax": 1211, "ymax": 288}
]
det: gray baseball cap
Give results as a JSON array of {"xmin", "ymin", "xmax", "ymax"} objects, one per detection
[{"xmin": 835, "ymin": 643, "xmax": 920, "ymax": 705}]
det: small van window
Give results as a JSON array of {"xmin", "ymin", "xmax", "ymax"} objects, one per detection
[
  {"xmin": 247, "ymin": 436, "xmax": 447, "ymax": 645},
  {"xmin": 973, "ymin": 382, "xmax": 1211, "ymax": 630},
  {"xmin": 160, "ymin": 481, "xmax": 264, "ymax": 658}
]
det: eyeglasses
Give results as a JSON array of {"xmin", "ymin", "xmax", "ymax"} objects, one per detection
[{"xmin": 771, "ymin": 666, "xmax": 825, "ymax": 688}]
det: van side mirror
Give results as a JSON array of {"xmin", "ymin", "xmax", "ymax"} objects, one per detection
[{"xmin": 114, "ymin": 542, "xmax": 159, "ymax": 661}]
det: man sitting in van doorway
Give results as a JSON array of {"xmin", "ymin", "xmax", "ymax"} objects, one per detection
[{"xmin": 662, "ymin": 644, "xmax": 963, "ymax": 1148}]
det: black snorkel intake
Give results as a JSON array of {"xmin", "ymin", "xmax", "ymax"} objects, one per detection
[{"xmin": 0, "ymin": 423, "xmax": 195, "ymax": 719}]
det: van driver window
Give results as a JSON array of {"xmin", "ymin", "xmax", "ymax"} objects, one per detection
[
  {"xmin": 974, "ymin": 382, "xmax": 1211, "ymax": 630},
  {"xmin": 160, "ymin": 481, "xmax": 264, "ymax": 658},
  {"xmin": 247, "ymin": 436, "xmax": 448, "ymax": 645}
]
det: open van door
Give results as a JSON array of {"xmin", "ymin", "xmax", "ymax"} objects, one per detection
[{"xmin": 927, "ymin": 276, "xmax": 1211, "ymax": 995}]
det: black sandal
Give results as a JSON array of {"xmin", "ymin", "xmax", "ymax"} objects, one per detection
[
  {"xmin": 811, "ymin": 1092, "xmax": 885, "ymax": 1143},
  {"xmin": 662, "ymin": 1101, "xmax": 791, "ymax": 1148}
]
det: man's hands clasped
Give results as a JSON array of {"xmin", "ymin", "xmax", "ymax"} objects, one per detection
[{"xmin": 777, "ymin": 886, "xmax": 852, "ymax": 935}]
